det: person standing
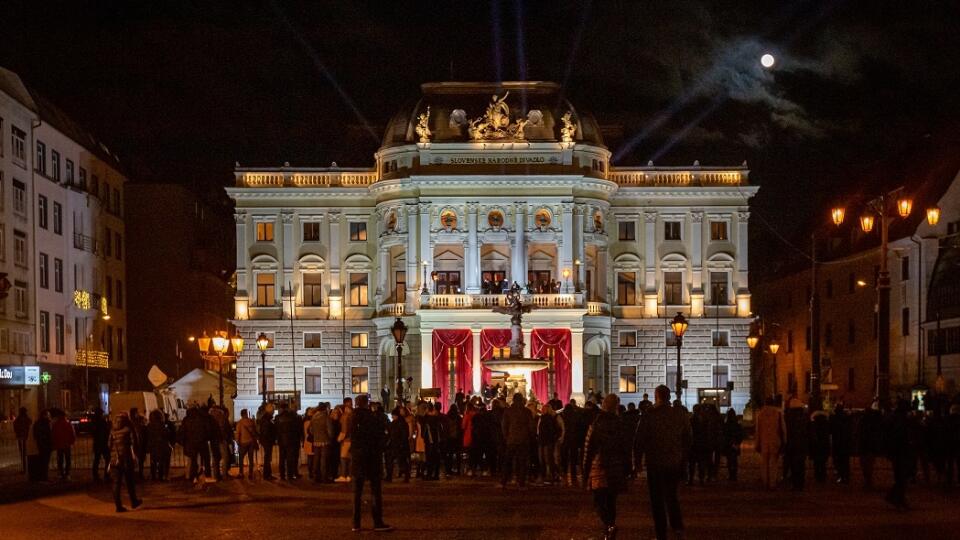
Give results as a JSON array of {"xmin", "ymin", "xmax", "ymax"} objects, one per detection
[
  {"xmin": 537, "ymin": 403, "xmax": 561, "ymax": 485},
  {"xmin": 810, "ymin": 410, "xmax": 831, "ymax": 483},
  {"xmin": 234, "ymin": 409, "xmax": 259, "ymax": 480},
  {"xmin": 129, "ymin": 408, "xmax": 148, "ymax": 481},
  {"xmin": 309, "ymin": 403, "xmax": 334, "ymax": 482},
  {"xmin": 275, "ymin": 402, "xmax": 302, "ymax": 480},
  {"xmin": 257, "ymin": 404, "xmax": 277, "ymax": 480},
  {"xmin": 335, "ymin": 397, "xmax": 354, "ymax": 483},
  {"xmin": 885, "ymin": 399, "xmax": 912, "ymax": 509},
  {"xmin": 13, "ymin": 408, "xmax": 31, "ymax": 474},
  {"xmin": 50, "ymin": 410, "xmax": 76, "ymax": 480},
  {"xmin": 91, "ymin": 408, "xmax": 111, "ymax": 482},
  {"xmin": 754, "ymin": 397, "xmax": 785, "ymax": 490},
  {"xmin": 830, "ymin": 403, "xmax": 852, "ymax": 484},
  {"xmin": 635, "ymin": 385, "xmax": 692, "ymax": 540},
  {"xmin": 147, "ymin": 410, "xmax": 172, "ymax": 481},
  {"xmin": 30, "ymin": 410, "xmax": 53, "ymax": 482},
  {"xmin": 109, "ymin": 413, "xmax": 142, "ymax": 512},
  {"xmin": 178, "ymin": 407, "xmax": 210, "ymax": 483},
  {"xmin": 721, "ymin": 408, "xmax": 743, "ymax": 481},
  {"xmin": 350, "ymin": 394, "xmax": 393, "ymax": 532},
  {"xmin": 583, "ymin": 394, "xmax": 630, "ymax": 540},
  {"xmin": 783, "ymin": 400, "xmax": 810, "ymax": 491},
  {"xmin": 210, "ymin": 405, "xmax": 233, "ymax": 479},
  {"xmin": 858, "ymin": 403, "xmax": 883, "ymax": 490},
  {"xmin": 548, "ymin": 392, "xmax": 564, "ymax": 413},
  {"xmin": 501, "ymin": 393, "xmax": 534, "ymax": 489},
  {"xmin": 385, "ymin": 407, "xmax": 410, "ymax": 482},
  {"xmin": 560, "ymin": 399, "xmax": 583, "ymax": 487}
]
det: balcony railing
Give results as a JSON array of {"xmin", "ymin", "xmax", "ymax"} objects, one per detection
[
  {"xmin": 73, "ymin": 233, "xmax": 98, "ymax": 254},
  {"xmin": 424, "ymin": 293, "xmax": 583, "ymax": 310},
  {"xmin": 378, "ymin": 303, "xmax": 406, "ymax": 317},
  {"xmin": 587, "ymin": 301, "xmax": 610, "ymax": 315}
]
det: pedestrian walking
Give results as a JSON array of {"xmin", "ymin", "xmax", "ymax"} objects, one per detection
[
  {"xmin": 500, "ymin": 394, "xmax": 534, "ymax": 489},
  {"xmin": 754, "ymin": 397, "xmax": 785, "ymax": 490},
  {"xmin": 234, "ymin": 409, "xmax": 259, "ymax": 480},
  {"xmin": 350, "ymin": 394, "xmax": 393, "ymax": 533},
  {"xmin": 129, "ymin": 408, "xmax": 148, "ymax": 481},
  {"xmin": 91, "ymin": 408, "xmax": 111, "ymax": 482},
  {"xmin": 209, "ymin": 405, "xmax": 233, "ymax": 479},
  {"xmin": 28, "ymin": 410, "xmax": 52, "ymax": 482},
  {"xmin": 109, "ymin": 413, "xmax": 142, "ymax": 513},
  {"xmin": 560, "ymin": 399, "xmax": 583, "ymax": 486},
  {"xmin": 635, "ymin": 385, "xmax": 692, "ymax": 540},
  {"xmin": 51, "ymin": 409, "xmax": 76, "ymax": 480},
  {"xmin": 13, "ymin": 407, "xmax": 30, "ymax": 474},
  {"xmin": 583, "ymin": 394, "xmax": 630, "ymax": 540}
]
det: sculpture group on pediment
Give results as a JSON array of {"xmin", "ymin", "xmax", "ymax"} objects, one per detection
[
  {"xmin": 467, "ymin": 92, "xmax": 529, "ymax": 141},
  {"xmin": 416, "ymin": 106, "xmax": 432, "ymax": 143}
]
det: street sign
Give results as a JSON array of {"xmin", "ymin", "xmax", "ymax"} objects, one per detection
[
  {"xmin": 41, "ymin": 371, "xmax": 52, "ymax": 384},
  {"xmin": 0, "ymin": 366, "xmax": 41, "ymax": 387}
]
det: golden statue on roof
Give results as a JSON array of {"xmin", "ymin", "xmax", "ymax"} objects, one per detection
[
  {"xmin": 560, "ymin": 111, "xmax": 576, "ymax": 143},
  {"xmin": 415, "ymin": 106, "xmax": 432, "ymax": 143},
  {"xmin": 468, "ymin": 92, "xmax": 528, "ymax": 141}
]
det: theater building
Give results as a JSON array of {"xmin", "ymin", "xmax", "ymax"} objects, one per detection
[{"xmin": 227, "ymin": 82, "xmax": 757, "ymax": 416}]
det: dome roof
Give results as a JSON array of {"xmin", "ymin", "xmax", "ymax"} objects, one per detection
[{"xmin": 382, "ymin": 81, "xmax": 604, "ymax": 149}]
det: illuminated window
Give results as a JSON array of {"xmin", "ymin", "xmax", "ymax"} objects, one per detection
[
  {"xmin": 256, "ymin": 273, "xmax": 276, "ymax": 307},
  {"xmin": 619, "ymin": 366, "xmax": 637, "ymax": 393},
  {"xmin": 617, "ymin": 272, "xmax": 636, "ymax": 306},
  {"xmin": 303, "ymin": 332, "xmax": 322, "ymax": 348},
  {"xmin": 351, "ymin": 332, "xmax": 369, "ymax": 348},
  {"xmin": 349, "ymin": 222, "xmax": 367, "ymax": 241},
  {"xmin": 302, "ymin": 272, "xmax": 323, "ymax": 306},
  {"xmin": 619, "ymin": 331, "xmax": 637, "ymax": 347},
  {"xmin": 305, "ymin": 367, "xmax": 322, "ymax": 394},
  {"xmin": 663, "ymin": 272, "xmax": 683, "ymax": 305},
  {"xmin": 350, "ymin": 273, "xmax": 369, "ymax": 306},
  {"xmin": 710, "ymin": 221, "xmax": 728, "ymax": 241},
  {"xmin": 256, "ymin": 221, "xmax": 274, "ymax": 241},
  {"xmin": 258, "ymin": 368, "xmax": 275, "ymax": 394},
  {"xmin": 618, "ymin": 221, "xmax": 635, "ymax": 241},
  {"xmin": 351, "ymin": 366, "xmax": 369, "ymax": 393}
]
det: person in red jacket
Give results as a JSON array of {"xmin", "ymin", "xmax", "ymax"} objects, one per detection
[{"xmin": 50, "ymin": 409, "xmax": 77, "ymax": 480}]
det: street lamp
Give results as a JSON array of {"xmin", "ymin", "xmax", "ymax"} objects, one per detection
[
  {"xmin": 257, "ymin": 332, "xmax": 270, "ymax": 403},
  {"xmin": 768, "ymin": 341, "xmax": 780, "ymax": 397},
  {"xmin": 210, "ymin": 332, "xmax": 229, "ymax": 407},
  {"xmin": 562, "ymin": 268, "xmax": 571, "ymax": 293},
  {"xmin": 390, "ymin": 317, "xmax": 407, "ymax": 408},
  {"xmin": 421, "ymin": 260, "xmax": 429, "ymax": 294},
  {"xmin": 670, "ymin": 312, "xmax": 688, "ymax": 402},
  {"xmin": 574, "ymin": 259, "xmax": 582, "ymax": 293}
]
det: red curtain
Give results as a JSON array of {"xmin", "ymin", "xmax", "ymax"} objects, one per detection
[
  {"xmin": 480, "ymin": 329, "xmax": 513, "ymax": 384},
  {"xmin": 530, "ymin": 329, "xmax": 572, "ymax": 403},
  {"xmin": 432, "ymin": 329, "xmax": 473, "ymax": 409}
]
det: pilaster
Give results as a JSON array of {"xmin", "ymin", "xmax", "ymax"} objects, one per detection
[{"xmin": 466, "ymin": 202, "xmax": 480, "ymax": 294}]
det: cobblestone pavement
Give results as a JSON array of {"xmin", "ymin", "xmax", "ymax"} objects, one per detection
[{"xmin": 2, "ymin": 457, "xmax": 958, "ymax": 540}]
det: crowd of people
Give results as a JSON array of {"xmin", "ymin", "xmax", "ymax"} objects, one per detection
[{"xmin": 10, "ymin": 386, "xmax": 960, "ymax": 538}]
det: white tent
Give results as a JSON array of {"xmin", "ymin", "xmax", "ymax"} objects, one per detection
[{"xmin": 167, "ymin": 368, "xmax": 236, "ymax": 415}]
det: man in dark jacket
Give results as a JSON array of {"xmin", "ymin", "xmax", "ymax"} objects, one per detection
[
  {"xmin": 784, "ymin": 401, "xmax": 810, "ymax": 491},
  {"xmin": 110, "ymin": 414, "xmax": 142, "ymax": 512},
  {"xmin": 13, "ymin": 408, "xmax": 31, "ymax": 474},
  {"xmin": 257, "ymin": 404, "xmax": 278, "ymax": 480},
  {"xmin": 310, "ymin": 403, "xmax": 335, "ymax": 483},
  {"xmin": 91, "ymin": 408, "xmax": 111, "ymax": 481},
  {"xmin": 350, "ymin": 395, "xmax": 392, "ymax": 532},
  {"xmin": 635, "ymin": 385, "xmax": 692, "ymax": 540},
  {"xmin": 500, "ymin": 393, "xmax": 534, "ymax": 488},
  {"xmin": 830, "ymin": 404, "xmax": 852, "ymax": 483},
  {"xmin": 275, "ymin": 402, "xmax": 302, "ymax": 480},
  {"xmin": 385, "ymin": 407, "xmax": 410, "ymax": 482},
  {"xmin": 560, "ymin": 400, "xmax": 583, "ymax": 486},
  {"xmin": 583, "ymin": 394, "xmax": 630, "ymax": 540},
  {"xmin": 178, "ymin": 407, "xmax": 210, "ymax": 482}
]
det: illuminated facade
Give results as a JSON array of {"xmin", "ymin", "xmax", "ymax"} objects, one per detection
[{"xmin": 229, "ymin": 82, "xmax": 757, "ymax": 416}]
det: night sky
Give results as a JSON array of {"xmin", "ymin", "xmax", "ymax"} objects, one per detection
[{"xmin": 3, "ymin": 1, "xmax": 959, "ymax": 277}]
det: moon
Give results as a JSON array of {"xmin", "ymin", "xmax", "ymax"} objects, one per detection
[{"xmin": 760, "ymin": 53, "xmax": 776, "ymax": 69}]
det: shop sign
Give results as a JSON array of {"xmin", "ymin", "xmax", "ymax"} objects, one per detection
[{"xmin": 0, "ymin": 366, "xmax": 41, "ymax": 387}]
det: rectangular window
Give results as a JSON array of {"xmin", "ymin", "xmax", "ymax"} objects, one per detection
[
  {"xmin": 53, "ymin": 202, "xmax": 62, "ymax": 234},
  {"xmin": 395, "ymin": 270, "xmax": 406, "ymax": 304},
  {"xmin": 51, "ymin": 150, "xmax": 60, "ymax": 181},
  {"xmin": 618, "ymin": 221, "xmax": 636, "ymax": 241},
  {"xmin": 39, "ymin": 253, "xmax": 48, "ymax": 289},
  {"xmin": 618, "ymin": 331, "xmax": 637, "ymax": 347},
  {"xmin": 55, "ymin": 314, "xmax": 64, "ymax": 354},
  {"xmin": 117, "ymin": 328, "xmax": 124, "ymax": 362},
  {"xmin": 256, "ymin": 221, "xmax": 274, "ymax": 241},
  {"xmin": 258, "ymin": 368, "xmax": 275, "ymax": 394},
  {"xmin": 713, "ymin": 365, "xmax": 730, "ymax": 388},
  {"xmin": 901, "ymin": 256, "xmax": 910, "ymax": 281},
  {"xmin": 13, "ymin": 230, "xmax": 26, "ymax": 266},
  {"xmin": 351, "ymin": 332, "xmax": 369, "ymax": 348},
  {"xmin": 106, "ymin": 276, "xmax": 113, "ymax": 306},
  {"xmin": 103, "ymin": 227, "xmax": 112, "ymax": 257},
  {"xmin": 38, "ymin": 195, "xmax": 48, "ymax": 229},
  {"xmin": 78, "ymin": 167, "xmax": 86, "ymax": 188},
  {"xmin": 664, "ymin": 271, "xmax": 683, "ymax": 305},
  {"xmin": 664, "ymin": 220, "xmax": 682, "ymax": 241},
  {"xmin": 54, "ymin": 258, "xmax": 63, "ymax": 292},
  {"xmin": 434, "ymin": 271, "xmax": 461, "ymax": 294},
  {"xmin": 349, "ymin": 222, "xmax": 367, "ymax": 241},
  {"xmin": 116, "ymin": 280, "xmax": 123, "ymax": 309},
  {"xmin": 787, "ymin": 330, "xmax": 794, "ymax": 353},
  {"xmin": 825, "ymin": 323, "xmax": 833, "ymax": 346},
  {"xmin": 115, "ymin": 232, "xmax": 122, "ymax": 260},
  {"xmin": 350, "ymin": 273, "xmax": 369, "ymax": 306},
  {"xmin": 848, "ymin": 319, "xmax": 856, "ymax": 344},
  {"xmin": 303, "ymin": 332, "xmax": 322, "ymax": 348},
  {"xmin": 39, "ymin": 311, "xmax": 50, "ymax": 353},
  {"xmin": 303, "ymin": 221, "xmax": 320, "ymax": 242},
  {"xmin": 710, "ymin": 271, "xmax": 728, "ymax": 305},
  {"xmin": 35, "ymin": 141, "xmax": 46, "ymax": 174},
  {"xmin": 11, "ymin": 125, "xmax": 26, "ymax": 164},
  {"xmin": 65, "ymin": 159, "xmax": 74, "ymax": 183},
  {"xmin": 618, "ymin": 366, "xmax": 638, "ymax": 393},
  {"xmin": 305, "ymin": 367, "xmax": 322, "ymax": 394},
  {"xmin": 711, "ymin": 330, "xmax": 729, "ymax": 347},
  {"xmin": 710, "ymin": 221, "xmax": 728, "ymax": 241},
  {"xmin": 256, "ymin": 273, "xmax": 276, "ymax": 307},
  {"xmin": 617, "ymin": 272, "xmax": 637, "ymax": 306},
  {"xmin": 902, "ymin": 307, "xmax": 910, "ymax": 336},
  {"xmin": 351, "ymin": 366, "xmax": 369, "ymax": 393},
  {"xmin": 13, "ymin": 179, "xmax": 26, "ymax": 215},
  {"xmin": 666, "ymin": 365, "xmax": 679, "ymax": 390},
  {"xmin": 302, "ymin": 272, "xmax": 323, "ymax": 306}
]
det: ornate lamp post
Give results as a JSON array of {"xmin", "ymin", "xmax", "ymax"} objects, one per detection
[
  {"xmin": 768, "ymin": 340, "xmax": 780, "ymax": 396},
  {"xmin": 210, "ymin": 333, "xmax": 229, "ymax": 407},
  {"xmin": 390, "ymin": 317, "xmax": 407, "ymax": 408},
  {"xmin": 671, "ymin": 312, "xmax": 689, "ymax": 402},
  {"xmin": 257, "ymin": 332, "xmax": 270, "ymax": 402},
  {"xmin": 562, "ymin": 268, "xmax": 571, "ymax": 294},
  {"xmin": 421, "ymin": 260, "xmax": 429, "ymax": 294},
  {"xmin": 832, "ymin": 193, "xmax": 939, "ymax": 405}
]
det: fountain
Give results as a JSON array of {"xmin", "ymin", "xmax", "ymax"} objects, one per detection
[{"xmin": 485, "ymin": 283, "xmax": 549, "ymax": 399}]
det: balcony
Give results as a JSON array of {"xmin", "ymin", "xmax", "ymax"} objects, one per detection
[
  {"xmin": 423, "ymin": 293, "xmax": 584, "ymax": 310},
  {"xmin": 73, "ymin": 233, "xmax": 98, "ymax": 254}
]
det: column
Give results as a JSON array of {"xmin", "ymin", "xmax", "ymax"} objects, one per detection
[
  {"xmin": 512, "ymin": 203, "xmax": 526, "ymax": 286},
  {"xmin": 419, "ymin": 203, "xmax": 432, "ymax": 291},
  {"xmin": 466, "ymin": 203, "xmax": 480, "ymax": 294},
  {"xmin": 574, "ymin": 204, "xmax": 586, "ymax": 292},
  {"xmin": 690, "ymin": 210, "xmax": 705, "ymax": 317},
  {"xmin": 471, "ymin": 328, "xmax": 482, "ymax": 393},
  {"xmin": 736, "ymin": 211, "xmax": 750, "ymax": 289},
  {"xmin": 420, "ymin": 328, "xmax": 433, "ymax": 391},
  {"xmin": 327, "ymin": 212, "xmax": 346, "ymax": 318},
  {"xmin": 378, "ymin": 246, "xmax": 390, "ymax": 305},
  {"xmin": 560, "ymin": 203, "xmax": 574, "ymax": 292},
  {"xmin": 522, "ymin": 329, "xmax": 532, "ymax": 358},
  {"xmin": 571, "ymin": 327, "xmax": 585, "ymax": 402},
  {"xmin": 406, "ymin": 205, "xmax": 419, "ymax": 312},
  {"xmin": 282, "ymin": 211, "xmax": 295, "ymax": 318},
  {"xmin": 234, "ymin": 211, "xmax": 249, "ymax": 319},
  {"xmin": 643, "ymin": 211, "xmax": 657, "ymax": 291}
]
